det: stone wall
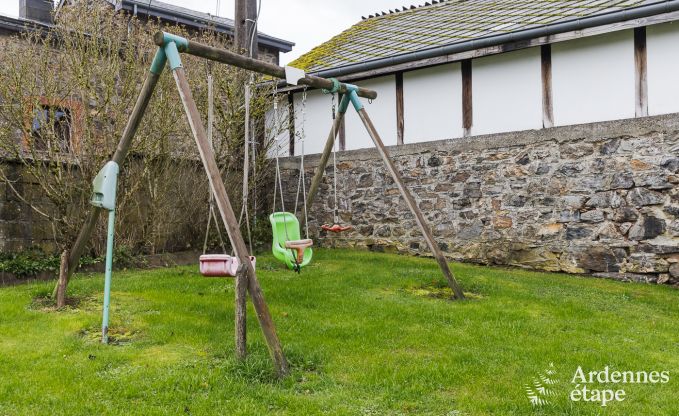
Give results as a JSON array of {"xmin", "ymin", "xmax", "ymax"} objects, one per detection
[
  {"xmin": 0, "ymin": 161, "xmax": 57, "ymax": 252},
  {"xmin": 278, "ymin": 114, "xmax": 679, "ymax": 284}
]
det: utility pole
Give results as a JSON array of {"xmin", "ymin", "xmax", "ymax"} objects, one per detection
[
  {"xmin": 233, "ymin": 0, "xmax": 258, "ymax": 361},
  {"xmin": 234, "ymin": 0, "xmax": 258, "ymax": 58}
]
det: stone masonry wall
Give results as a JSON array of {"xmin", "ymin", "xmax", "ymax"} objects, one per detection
[{"xmin": 278, "ymin": 114, "xmax": 679, "ymax": 285}]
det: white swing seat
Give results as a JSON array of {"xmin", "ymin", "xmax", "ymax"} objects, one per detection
[{"xmin": 199, "ymin": 254, "xmax": 256, "ymax": 277}]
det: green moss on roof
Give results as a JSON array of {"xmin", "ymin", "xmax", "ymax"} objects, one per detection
[{"xmin": 290, "ymin": 0, "xmax": 649, "ymax": 72}]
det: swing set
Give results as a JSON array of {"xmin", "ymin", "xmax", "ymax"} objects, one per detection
[{"xmin": 63, "ymin": 31, "xmax": 465, "ymax": 377}]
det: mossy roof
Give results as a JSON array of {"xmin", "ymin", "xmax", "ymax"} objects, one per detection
[{"xmin": 290, "ymin": 0, "xmax": 650, "ymax": 72}]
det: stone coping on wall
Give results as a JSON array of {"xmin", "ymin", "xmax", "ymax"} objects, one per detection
[{"xmin": 279, "ymin": 113, "xmax": 679, "ymax": 168}]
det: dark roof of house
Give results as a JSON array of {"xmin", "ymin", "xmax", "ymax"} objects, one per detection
[
  {"xmin": 291, "ymin": 0, "xmax": 654, "ymax": 72},
  {"xmin": 0, "ymin": 14, "xmax": 51, "ymax": 34},
  {"xmin": 101, "ymin": 0, "xmax": 294, "ymax": 52}
]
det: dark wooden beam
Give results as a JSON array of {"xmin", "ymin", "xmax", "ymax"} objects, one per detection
[
  {"xmin": 461, "ymin": 59, "xmax": 472, "ymax": 137},
  {"xmin": 287, "ymin": 92, "xmax": 295, "ymax": 156},
  {"xmin": 541, "ymin": 44, "xmax": 554, "ymax": 128},
  {"xmin": 395, "ymin": 72, "xmax": 404, "ymax": 145},
  {"xmin": 634, "ymin": 26, "xmax": 648, "ymax": 118},
  {"xmin": 338, "ymin": 97, "xmax": 346, "ymax": 151}
]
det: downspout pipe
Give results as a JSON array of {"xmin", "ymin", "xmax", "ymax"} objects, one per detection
[{"xmin": 310, "ymin": 0, "xmax": 679, "ymax": 79}]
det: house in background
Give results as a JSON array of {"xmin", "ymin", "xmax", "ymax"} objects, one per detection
[
  {"xmin": 57, "ymin": 0, "xmax": 294, "ymax": 64},
  {"xmin": 0, "ymin": 0, "xmax": 294, "ymax": 252},
  {"xmin": 280, "ymin": 0, "xmax": 679, "ymax": 155},
  {"xmin": 1, "ymin": 0, "xmax": 295, "ymax": 157}
]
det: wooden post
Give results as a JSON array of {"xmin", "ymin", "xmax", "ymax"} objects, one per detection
[
  {"xmin": 634, "ymin": 27, "xmax": 648, "ymax": 118},
  {"xmin": 356, "ymin": 107, "xmax": 465, "ymax": 300},
  {"xmin": 461, "ymin": 59, "xmax": 472, "ymax": 137},
  {"xmin": 541, "ymin": 44, "xmax": 554, "ymax": 128},
  {"xmin": 234, "ymin": 0, "xmax": 258, "ymax": 355},
  {"xmin": 172, "ymin": 67, "xmax": 289, "ymax": 377},
  {"xmin": 53, "ymin": 70, "xmax": 163, "ymax": 299},
  {"xmin": 304, "ymin": 111, "xmax": 346, "ymax": 215},
  {"xmin": 56, "ymin": 250, "xmax": 68, "ymax": 308},
  {"xmin": 234, "ymin": 267, "xmax": 247, "ymax": 360},
  {"xmin": 395, "ymin": 72, "xmax": 404, "ymax": 145},
  {"xmin": 234, "ymin": 0, "xmax": 257, "ymax": 58}
]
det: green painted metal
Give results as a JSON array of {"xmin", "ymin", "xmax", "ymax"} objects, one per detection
[
  {"xmin": 337, "ymin": 91, "xmax": 352, "ymax": 114},
  {"xmin": 269, "ymin": 212, "xmax": 313, "ymax": 270},
  {"xmin": 90, "ymin": 161, "xmax": 119, "ymax": 344},
  {"xmin": 101, "ymin": 208, "xmax": 116, "ymax": 344},
  {"xmin": 91, "ymin": 161, "xmax": 119, "ymax": 211},
  {"xmin": 164, "ymin": 41, "xmax": 183, "ymax": 70},
  {"xmin": 157, "ymin": 32, "xmax": 189, "ymax": 52},
  {"xmin": 149, "ymin": 47, "xmax": 167, "ymax": 75},
  {"xmin": 322, "ymin": 77, "xmax": 341, "ymax": 95},
  {"xmin": 348, "ymin": 90, "xmax": 363, "ymax": 112},
  {"xmin": 339, "ymin": 84, "xmax": 364, "ymax": 112}
]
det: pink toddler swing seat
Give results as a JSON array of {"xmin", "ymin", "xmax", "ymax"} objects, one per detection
[{"xmin": 199, "ymin": 254, "xmax": 256, "ymax": 277}]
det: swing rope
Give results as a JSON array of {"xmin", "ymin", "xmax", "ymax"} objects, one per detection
[
  {"xmin": 331, "ymin": 94, "xmax": 339, "ymax": 224},
  {"xmin": 202, "ymin": 60, "xmax": 227, "ymax": 255},
  {"xmin": 240, "ymin": 82, "xmax": 254, "ymax": 254},
  {"xmin": 292, "ymin": 87, "xmax": 310, "ymax": 240},
  {"xmin": 320, "ymin": 92, "xmax": 352, "ymax": 233}
]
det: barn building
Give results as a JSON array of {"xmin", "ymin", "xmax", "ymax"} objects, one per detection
[
  {"xmin": 279, "ymin": 0, "xmax": 679, "ymax": 154},
  {"xmin": 276, "ymin": 0, "xmax": 679, "ymax": 283}
]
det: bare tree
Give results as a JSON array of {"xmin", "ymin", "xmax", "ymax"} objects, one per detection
[{"xmin": 0, "ymin": 1, "xmax": 287, "ymax": 303}]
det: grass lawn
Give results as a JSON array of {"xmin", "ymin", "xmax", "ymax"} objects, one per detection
[{"xmin": 0, "ymin": 248, "xmax": 677, "ymax": 415}]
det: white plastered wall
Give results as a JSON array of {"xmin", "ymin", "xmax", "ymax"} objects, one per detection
[
  {"xmin": 552, "ymin": 30, "xmax": 635, "ymax": 126},
  {"xmin": 403, "ymin": 63, "xmax": 462, "ymax": 142},
  {"xmin": 344, "ymin": 75, "xmax": 397, "ymax": 150},
  {"xmin": 647, "ymin": 22, "xmax": 679, "ymax": 116},
  {"xmin": 472, "ymin": 47, "xmax": 543, "ymax": 135},
  {"xmin": 265, "ymin": 95, "xmax": 290, "ymax": 158},
  {"xmin": 292, "ymin": 88, "xmax": 335, "ymax": 156}
]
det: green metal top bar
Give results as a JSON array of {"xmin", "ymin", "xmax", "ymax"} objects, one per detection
[{"xmin": 153, "ymin": 31, "xmax": 378, "ymax": 100}]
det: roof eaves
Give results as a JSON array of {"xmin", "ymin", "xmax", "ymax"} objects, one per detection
[
  {"xmin": 308, "ymin": 0, "xmax": 678, "ymax": 77},
  {"xmin": 117, "ymin": 0, "xmax": 294, "ymax": 52}
]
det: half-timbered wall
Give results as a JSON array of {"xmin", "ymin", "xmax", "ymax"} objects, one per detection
[
  {"xmin": 402, "ymin": 64, "xmax": 462, "ymax": 143},
  {"xmin": 647, "ymin": 22, "xmax": 679, "ymax": 116},
  {"xmin": 472, "ymin": 48, "xmax": 542, "ymax": 135},
  {"xmin": 343, "ymin": 75, "xmax": 398, "ymax": 151},
  {"xmin": 552, "ymin": 31, "xmax": 635, "ymax": 126},
  {"xmin": 286, "ymin": 23, "xmax": 679, "ymax": 155}
]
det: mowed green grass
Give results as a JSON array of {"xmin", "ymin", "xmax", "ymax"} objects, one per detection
[{"xmin": 0, "ymin": 249, "xmax": 677, "ymax": 415}]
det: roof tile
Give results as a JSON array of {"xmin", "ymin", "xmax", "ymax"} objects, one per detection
[{"xmin": 291, "ymin": 0, "xmax": 651, "ymax": 71}]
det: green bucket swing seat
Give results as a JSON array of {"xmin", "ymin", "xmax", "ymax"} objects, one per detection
[{"xmin": 269, "ymin": 212, "xmax": 313, "ymax": 270}]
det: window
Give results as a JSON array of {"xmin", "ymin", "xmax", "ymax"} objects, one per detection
[
  {"xmin": 23, "ymin": 98, "xmax": 82, "ymax": 153},
  {"xmin": 30, "ymin": 105, "xmax": 73, "ymax": 152}
]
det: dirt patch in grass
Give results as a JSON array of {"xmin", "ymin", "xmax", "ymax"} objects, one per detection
[
  {"xmin": 79, "ymin": 326, "xmax": 141, "ymax": 346},
  {"xmin": 404, "ymin": 280, "xmax": 483, "ymax": 301},
  {"xmin": 29, "ymin": 295, "xmax": 96, "ymax": 312}
]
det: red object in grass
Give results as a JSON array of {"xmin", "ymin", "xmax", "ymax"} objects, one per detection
[{"xmin": 321, "ymin": 224, "xmax": 353, "ymax": 233}]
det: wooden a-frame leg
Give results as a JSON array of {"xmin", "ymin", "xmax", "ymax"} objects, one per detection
[
  {"xmin": 53, "ymin": 70, "xmax": 163, "ymax": 300},
  {"xmin": 356, "ymin": 108, "xmax": 466, "ymax": 300},
  {"xmin": 172, "ymin": 67, "xmax": 289, "ymax": 377},
  {"xmin": 305, "ymin": 110, "xmax": 347, "ymax": 217}
]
